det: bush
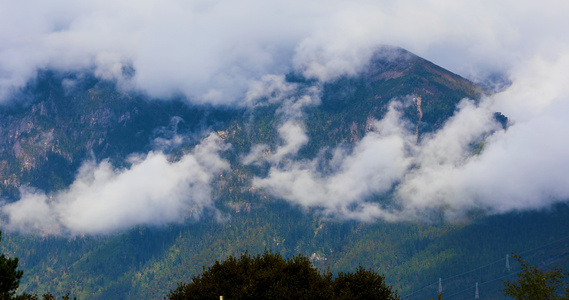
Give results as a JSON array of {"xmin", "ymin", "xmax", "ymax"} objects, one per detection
[{"xmin": 503, "ymin": 254, "xmax": 569, "ymax": 300}]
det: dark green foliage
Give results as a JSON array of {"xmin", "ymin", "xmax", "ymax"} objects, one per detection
[
  {"xmin": 0, "ymin": 232, "xmax": 23, "ymax": 299},
  {"xmin": 167, "ymin": 251, "xmax": 333, "ymax": 300},
  {"xmin": 6, "ymin": 202, "xmax": 569, "ymax": 299},
  {"xmin": 15, "ymin": 292, "xmax": 75, "ymax": 300},
  {"xmin": 167, "ymin": 251, "xmax": 399, "ymax": 300},
  {"xmin": 333, "ymin": 266, "xmax": 399, "ymax": 300},
  {"xmin": 503, "ymin": 254, "xmax": 569, "ymax": 300},
  {"xmin": 0, "ymin": 232, "xmax": 75, "ymax": 300},
  {"xmin": 494, "ymin": 112, "xmax": 509, "ymax": 129}
]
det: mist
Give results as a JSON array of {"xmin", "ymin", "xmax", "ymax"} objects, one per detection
[
  {"xmin": 250, "ymin": 54, "xmax": 569, "ymax": 221},
  {"xmin": 0, "ymin": 134, "xmax": 229, "ymax": 235},
  {"xmin": 1, "ymin": 0, "xmax": 568, "ymax": 104}
]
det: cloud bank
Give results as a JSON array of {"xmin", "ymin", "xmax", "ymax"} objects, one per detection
[
  {"xmin": 0, "ymin": 134, "xmax": 229, "ymax": 235},
  {"xmin": 2, "ymin": 0, "xmax": 569, "ymax": 103},
  {"xmin": 251, "ymin": 52, "xmax": 569, "ymax": 221},
  {"xmin": 253, "ymin": 102, "xmax": 417, "ymax": 221}
]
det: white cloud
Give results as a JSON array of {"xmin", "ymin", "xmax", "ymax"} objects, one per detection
[
  {"xmin": 253, "ymin": 64, "xmax": 569, "ymax": 221},
  {"xmin": 253, "ymin": 102, "xmax": 417, "ymax": 221},
  {"xmin": 1, "ymin": 133, "xmax": 230, "ymax": 235},
  {"xmin": 427, "ymin": 54, "xmax": 569, "ymax": 215},
  {"xmin": 268, "ymin": 121, "xmax": 309, "ymax": 163},
  {"xmin": 2, "ymin": 0, "xmax": 569, "ymax": 103},
  {"xmin": 243, "ymin": 29, "xmax": 569, "ymax": 221},
  {"xmin": 244, "ymin": 75, "xmax": 297, "ymax": 107}
]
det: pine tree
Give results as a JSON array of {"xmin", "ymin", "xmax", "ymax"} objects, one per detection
[{"xmin": 0, "ymin": 231, "xmax": 23, "ymax": 299}]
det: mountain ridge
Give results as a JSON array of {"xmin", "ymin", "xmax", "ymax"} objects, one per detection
[{"xmin": 1, "ymin": 47, "xmax": 564, "ymax": 300}]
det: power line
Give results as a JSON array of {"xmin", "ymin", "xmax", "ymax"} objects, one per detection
[
  {"xmin": 444, "ymin": 273, "xmax": 518, "ymax": 300},
  {"xmin": 402, "ymin": 258, "xmax": 506, "ymax": 299},
  {"xmin": 443, "ymin": 256, "xmax": 506, "ymax": 282},
  {"xmin": 519, "ymin": 234, "xmax": 569, "ymax": 256},
  {"xmin": 401, "ymin": 281, "xmax": 439, "ymax": 298},
  {"xmin": 402, "ymin": 232, "xmax": 569, "ymax": 299}
]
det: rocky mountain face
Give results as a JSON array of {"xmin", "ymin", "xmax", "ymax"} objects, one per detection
[
  {"xmin": 0, "ymin": 47, "xmax": 482, "ymax": 200},
  {"xmin": 2, "ymin": 47, "xmax": 566, "ymax": 300},
  {"xmin": 0, "ymin": 72, "xmax": 238, "ymax": 198}
]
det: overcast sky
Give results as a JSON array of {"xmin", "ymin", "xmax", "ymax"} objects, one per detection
[
  {"xmin": 2, "ymin": 0, "xmax": 569, "ymax": 233},
  {"xmin": 2, "ymin": 0, "xmax": 568, "ymax": 103}
]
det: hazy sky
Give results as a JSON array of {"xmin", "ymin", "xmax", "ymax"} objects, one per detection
[
  {"xmin": 2, "ymin": 0, "xmax": 567, "ymax": 103},
  {"xmin": 2, "ymin": 0, "xmax": 569, "ymax": 234}
]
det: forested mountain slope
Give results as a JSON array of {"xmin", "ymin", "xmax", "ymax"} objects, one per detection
[{"xmin": 0, "ymin": 47, "xmax": 565, "ymax": 300}]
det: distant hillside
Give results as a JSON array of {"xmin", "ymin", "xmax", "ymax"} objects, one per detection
[
  {"xmin": 2, "ymin": 47, "xmax": 566, "ymax": 300},
  {"xmin": 0, "ymin": 72, "xmax": 240, "ymax": 198}
]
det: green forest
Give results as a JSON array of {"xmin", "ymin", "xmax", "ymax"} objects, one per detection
[{"xmin": 0, "ymin": 48, "xmax": 568, "ymax": 299}]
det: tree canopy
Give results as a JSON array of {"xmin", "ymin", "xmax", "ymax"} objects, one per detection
[
  {"xmin": 167, "ymin": 250, "xmax": 400, "ymax": 300},
  {"xmin": 0, "ymin": 232, "xmax": 23, "ymax": 300},
  {"xmin": 503, "ymin": 254, "xmax": 569, "ymax": 300}
]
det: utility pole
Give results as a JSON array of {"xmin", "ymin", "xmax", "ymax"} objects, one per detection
[
  {"xmin": 475, "ymin": 282, "xmax": 479, "ymax": 299},
  {"xmin": 506, "ymin": 254, "xmax": 511, "ymax": 272},
  {"xmin": 438, "ymin": 278, "xmax": 442, "ymax": 294}
]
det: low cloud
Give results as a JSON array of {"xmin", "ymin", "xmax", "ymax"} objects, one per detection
[
  {"xmin": 253, "ymin": 102, "xmax": 417, "ymax": 221},
  {"xmin": 2, "ymin": 0, "xmax": 569, "ymax": 104},
  {"xmin": 241, "ymin": 74, "xmax": 321, "ymax": 165},
  {"xmin": 427, "ymin": 54, "xmax": 569, "ymax": 215},
  {"xmin": 1, "ymin": 134, "xmax": 230, "ymax": 235},
  {"xmin": 252, "ymin": 55, "xmax": 569, "ymax": 221},
  {"xmin": 250, "ymin": 99, "xmax": 498, "ymax": 221}
]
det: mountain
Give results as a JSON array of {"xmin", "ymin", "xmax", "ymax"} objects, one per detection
[
  {"xmin": 0, "ymin": 47, "xmax": 567, "ymax": 300},
  {"xmin": 0, "ymin": 72, "xmax": 240, "ymax": 199}
]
